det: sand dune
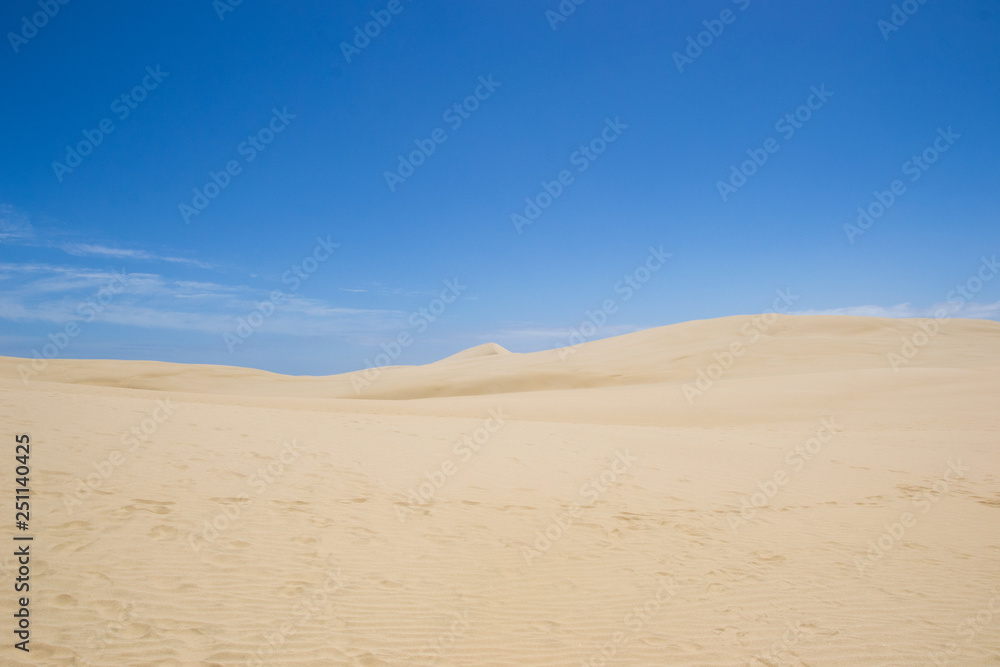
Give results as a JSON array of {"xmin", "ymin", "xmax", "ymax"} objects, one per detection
[{"xmin": 1, "ymin": 314, "xmax": 998, "ymax": 665}]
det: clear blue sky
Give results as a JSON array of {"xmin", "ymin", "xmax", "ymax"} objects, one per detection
[{"xmin": 1, "ymin": 0, "xmax": 998, "ymax": 374}]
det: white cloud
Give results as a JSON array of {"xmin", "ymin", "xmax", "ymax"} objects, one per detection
[
  {"xmin": 0, "ymin": 262, "xmax": 405, "ymax": 336},
  {"xmin": 0, "ymin": 204, "xmax": 213, "ymax": 269},
  {"xmin": 791, "ymin": 300, "xmax": 1000, "ymax": 320},
  {"xmin": 791, "ymin": 304, "xmax": 923, "ymax": 318},
  {"xmin": 60, "ymin": 243, "xmax": 214, "ymax": 268},
  {"xmin": 0, "ymin": 205, "xmax": 34, "ymax": 243},
  {"xmin": 60, "ymin": 243, "xmax": 150, "ymax": 259}
]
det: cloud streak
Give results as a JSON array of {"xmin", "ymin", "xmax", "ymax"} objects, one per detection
[
  {"xmin": 791, "ymin": 301, "xmax": 1000, "ymax": 320},
  {"xmin": 0, "ymin": 263, "xmax": 406, "ymax": 337},
  {"xmin": 0, "ymin": 205, "xmax": 214, "ymax": 268},
  {"xmin": 0, "ymin": 205, "xmax": 34, "ymax": 243},
  {"xmin": 59, "ymin": 243, "xmax": 215, "ymax": 269}
]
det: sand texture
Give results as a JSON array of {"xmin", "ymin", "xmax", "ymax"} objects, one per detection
[{"xmin": 1, "ymin": 314, "xmax": 998, "ymax": 665}]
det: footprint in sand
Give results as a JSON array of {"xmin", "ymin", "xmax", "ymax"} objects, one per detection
[
  {"xmin": 150, "ymin": 525, "xmax": 177, "ymax": 540},
  {"xmin": 52, "ymin": 594, "xmax": 77, "ymax": 608},
  {"xmin": 114, "ymin": 504, "xmax": 172, "ymax": 517},
  {"xmin": 122, "ymin": 499, "xmax": 175, "ymax": 515}
]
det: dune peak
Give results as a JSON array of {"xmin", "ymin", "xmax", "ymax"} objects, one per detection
[{"xmin": 435, "ymin": 342, "xmax": 511, "ymax": 363}]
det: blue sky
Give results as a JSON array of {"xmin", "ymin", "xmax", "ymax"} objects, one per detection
[{"xmin": 1, "ymin": 0, "xmax": 998, "ymax": 375}]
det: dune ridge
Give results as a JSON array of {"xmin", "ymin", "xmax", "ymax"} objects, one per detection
[{"xmin": 3, "ymin": 314, "xmax": 998, "ymax": 400}]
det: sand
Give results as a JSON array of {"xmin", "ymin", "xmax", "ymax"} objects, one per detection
[{"xmin": 1, "ymin": 314, "xmax": 998, "ymax": 665}]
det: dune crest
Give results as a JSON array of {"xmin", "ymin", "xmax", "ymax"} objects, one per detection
[
  {"xmin": 432, "ymin": 341, "xmax": 512, "ymax": 363},
  {"xmin": 3, "ymin": 314, "xmax": 997, "ymax": 406}
]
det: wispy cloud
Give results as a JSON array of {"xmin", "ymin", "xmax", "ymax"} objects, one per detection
[
  {"xmin": 59, "ymin": 243, "xmax": 214, "ymax": 268},
  {"xmin": 0, "ymin": 204, "xmax": 424, "ymax": 342},
  {"xmin": 0, "ymin": 263, "xmax": 128, "ymax": 294},
  {"xmin": 0, "ymin": 204, "xmax": 214, "ymax": 269},
  {"xmin": 59, "ymin": 243, "xmax": 153, "ymax": 259},
  {"xmin": 792, "ymin": 301, "xmax": 1000, "ymax": 320},
  {"xmin": 0, "ymin": 205, "xmax": 34, "ymax": 243},
  {"xmin": 0, "ymin": 262, "xmax": 405, "ymax": 336}
]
